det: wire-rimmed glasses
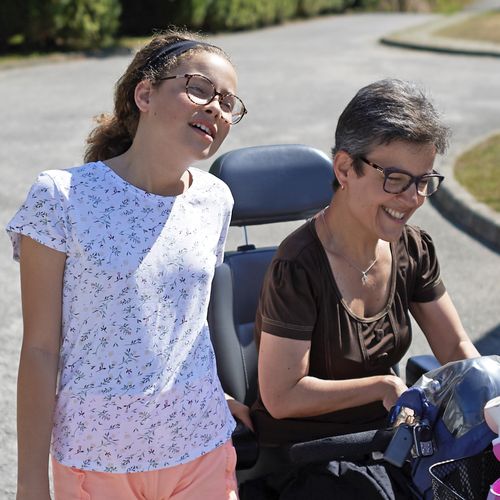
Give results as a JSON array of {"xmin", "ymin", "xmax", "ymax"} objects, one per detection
[
  {"xmin": 160, "ymin": 73, "xmax": 247, "ymax": 125},
  {"xmin": 360, "ymin": 157, "xmax": 444, "ymax": 197}
]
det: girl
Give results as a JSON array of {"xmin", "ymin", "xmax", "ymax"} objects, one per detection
[{"xmin": 8, "ymin": 29, "xmax": 248, "ymax": 500}]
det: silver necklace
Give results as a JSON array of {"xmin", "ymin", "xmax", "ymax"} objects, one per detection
[{"xmin": 320, "ymin": 208, "xmax": 378, "ymax": 285}]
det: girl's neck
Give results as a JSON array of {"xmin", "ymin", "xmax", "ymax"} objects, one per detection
[{"xmin": 107, "ymin": 146, "xmax": 192, "ymax": 197}]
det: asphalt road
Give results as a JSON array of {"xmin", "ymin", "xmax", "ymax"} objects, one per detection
[{"xmin": 1, "ymin": 12, "xmax": 499, "ymax": 497}]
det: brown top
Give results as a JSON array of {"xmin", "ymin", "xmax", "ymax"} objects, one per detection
[{"xmin": 252, "ymin": 220, "xmax": 446, "ymax": 445}]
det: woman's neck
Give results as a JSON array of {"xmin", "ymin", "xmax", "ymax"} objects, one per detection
[{"xmin": 319, "ymin": 202, "xmax": 380, "ymax": 263}]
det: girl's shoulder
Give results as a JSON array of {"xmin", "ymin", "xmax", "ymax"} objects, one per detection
[
  {"xmin": 190, "ymin": 167, "xmax": 233, "ymax": 203},
  {"xmin": 33, "ymin": 161, "xmax": 103, "ymax": 192}
]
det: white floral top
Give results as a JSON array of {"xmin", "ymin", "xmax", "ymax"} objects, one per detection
[{"xmin": 7, "ymin": 162, "xmax": 235, "ymax": 473}]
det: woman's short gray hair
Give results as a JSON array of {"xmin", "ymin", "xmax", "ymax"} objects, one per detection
[{"xmin": 331, "ymin": 79, "xmax": 450, "ymax": 188}]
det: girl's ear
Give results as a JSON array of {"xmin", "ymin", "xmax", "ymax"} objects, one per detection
[
  {"xmin": 134, "ymin": 80, "xmax": 153, "ymax": 112},
  {"xmin": 333, "ymin": 150, "xmax": 353, "ymax": 188}
]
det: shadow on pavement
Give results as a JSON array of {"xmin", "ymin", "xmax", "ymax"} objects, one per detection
[
  {"xmin": 430, "ymin": 196, "xmax": 500, "ymax": 255},
  {"xmin": 475, "ymin": 323, "xmax": 500, "ymax": 356}
]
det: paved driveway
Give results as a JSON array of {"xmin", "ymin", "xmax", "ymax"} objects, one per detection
[{"xmin": 1, "ymin": 12, "xmax": 499, "ymax": 497}]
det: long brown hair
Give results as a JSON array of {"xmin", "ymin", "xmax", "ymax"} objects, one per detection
[{"xmin": 84, "ymin": 29, "xmax": 231, "ymax": 163}]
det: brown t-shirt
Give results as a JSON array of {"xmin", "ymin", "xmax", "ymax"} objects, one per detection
[{"xmin": 252, "ymin": 220, "xmax": 446, "ymax": 446}]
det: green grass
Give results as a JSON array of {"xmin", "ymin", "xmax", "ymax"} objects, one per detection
[
  {"xmin": 455, "ymin": 134, "xmax": 500, "ymax": 212},
  {"xmin": 435, "ymin": 11, "xmax": 500, "ymax": 43},
  {"xmin": 430, "ymin": 0, "xmax": 475, "ymax": 14}
]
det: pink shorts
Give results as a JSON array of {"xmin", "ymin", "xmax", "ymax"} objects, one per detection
[{"xmin": 52, "ymin": 440, "xmax": 239, "ymax": 500}]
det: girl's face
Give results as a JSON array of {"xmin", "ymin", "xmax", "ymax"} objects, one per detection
[
  {"xmin": 343, "ymin": 140, "xmax": 437, "ymax": 242},
  {"xmin": 138, "ymin": 51, "xmax": 238, "ymax": 164}
]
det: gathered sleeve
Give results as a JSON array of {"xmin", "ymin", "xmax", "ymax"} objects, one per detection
[
  {"xmin": 6, "ymin": 171, "xmax": 68, "ymax": 261},
  {"xmin": 410, "ymin": 227, "xmax": 446, "ymax": 303},
  {"xmin": 259, "ymin": 259, "xmax": 317, "ymax": 341}
]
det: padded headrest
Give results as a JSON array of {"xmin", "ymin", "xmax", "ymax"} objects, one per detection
[{"xmin": 209, "ymin": 144, "xmax": 334, "ymax": 226}]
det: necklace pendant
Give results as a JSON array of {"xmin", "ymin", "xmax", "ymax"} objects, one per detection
[{"xmin": 361, "ymin": 272, "xmax": 368, "ymax": 285}]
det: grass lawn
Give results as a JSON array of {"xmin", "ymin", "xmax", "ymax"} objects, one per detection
[
  {"xmin": 435, "ymin": 11, "xmax": 500, "ymax": 44},
  {"xmin": 432, "ymin": 0, "xmax": 475, "ymax": 13},
  {"xmin": 455, "ymin": 134, "xmax": 500, "ymax": 212}
]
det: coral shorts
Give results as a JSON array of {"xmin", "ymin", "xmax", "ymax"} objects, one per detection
[{"xmin": 52, "ymin": 440, "xmax": 239, "ymax": 500}]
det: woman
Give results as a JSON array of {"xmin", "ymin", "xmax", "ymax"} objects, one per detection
[
  {"xmin": 252, "ymin": 79, "xmax": 479, "ymax": 498},
  {"xmin": 8, "ymin": 29, "xmax": 248, "ymax": 500}
]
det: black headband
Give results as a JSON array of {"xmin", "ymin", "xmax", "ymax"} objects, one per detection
[{"xmin": 146, "ymin": 40, "xmax": 218, "ymax": 72}]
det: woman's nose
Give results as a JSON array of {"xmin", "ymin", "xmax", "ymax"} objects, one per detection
[{"xmin": 401, "ymin": 182, "xmax": 423, "ymax": 206}]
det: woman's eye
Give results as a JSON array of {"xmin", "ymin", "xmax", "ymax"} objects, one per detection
[{"xmin": 387, "ymin": 173, "xmax": 409, "ymax": 184}]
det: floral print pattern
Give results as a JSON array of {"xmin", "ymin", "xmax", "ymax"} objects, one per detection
[{"xmin": 7, "ymin": 162, "xmax": 235, "ymax": 472}]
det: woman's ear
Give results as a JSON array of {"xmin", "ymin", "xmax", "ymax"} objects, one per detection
[
  {"xmin": 134, "ymin": 80, "xmax": 153, "ymax": 112},
  {"xmin": 333, "ymin": 150, "xmax": 353, "ymax": 188}
]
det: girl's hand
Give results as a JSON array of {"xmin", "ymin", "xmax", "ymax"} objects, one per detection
[
  {"xmin": 17, "ymin": 483, "xmax": 51, "ymax": 500},
  {"xmin": 225, "ymin": 394, "xmax": 254, "ymax": 432}
]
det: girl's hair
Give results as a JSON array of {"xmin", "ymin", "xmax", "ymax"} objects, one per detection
[
  {"xmin": 84, "ymin": 29, "xmax": 231, "ymax": 163},
  {"xmin": 331, "ymin": 79, "xmax": 450, "ymax": 190}
]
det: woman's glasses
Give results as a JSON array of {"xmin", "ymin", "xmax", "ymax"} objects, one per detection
[
  {"xmin": 360, "ymin": 157, "xmax": 444, "ymax": 197},
  {"xmin": 160, "ymin": 73, "xmax": 247, "ymax": 125}
]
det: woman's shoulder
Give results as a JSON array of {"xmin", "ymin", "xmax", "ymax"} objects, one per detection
[
  {"xmin": 400, "ymin": 224, "xmax": 436, "ymax": 256},
  {"xmin": 275, "ymin": 219, "xmax": 319, "ymax": 263}
]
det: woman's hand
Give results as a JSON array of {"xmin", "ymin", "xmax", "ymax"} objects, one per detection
[
  {"xmin": 225, "ymin": 394, "xmax": 254, "ymax": 432},
  {"xmin": 380, "ymin": 375, "xmax": 408, "ymax": 411}
]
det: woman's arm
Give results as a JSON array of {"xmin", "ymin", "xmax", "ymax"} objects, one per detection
[
  {"xmin": 17, "ymin": 236, "xmax": 65, "ymax": 500},
  {"xmin": 410, "ymin": 292, "xmax": 480, "ymax": 364},
  {"xmin": 258, "ymin": 332, "xmax": 408, "ymax": 420}
]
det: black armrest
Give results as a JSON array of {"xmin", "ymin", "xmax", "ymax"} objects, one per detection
[
  {"xmin": 232, "ymin": 418, "xmax": 259, "ymax": 470},
  {"xmin": 287, "ymin": 428, "xmax": 395, "ymax": 465}
]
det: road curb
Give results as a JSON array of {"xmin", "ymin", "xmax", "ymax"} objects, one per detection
[
  {"xmin": 432, "ymin": 135, "xmax": 500, "ymax": 253},
  {"xmin": 380, "ymin": 12, "xmax": 500, "ymax": 58},
  {"xmin": 381, "ymin": 12, "xmax": 500, "ymax": 252}
]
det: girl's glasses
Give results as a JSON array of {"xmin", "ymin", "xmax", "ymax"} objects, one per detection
[
  {"xmin": 160, "ymin": 73, "xmax": 247, "ymax": 125},
  {"xmin": 360, "ymin": 157, "xmax": 444, "ymax": 197}
]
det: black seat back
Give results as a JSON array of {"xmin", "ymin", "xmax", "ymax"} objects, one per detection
[{"xmin": 208, "ymin": 144, "xmax": 333, "ymax": 406}]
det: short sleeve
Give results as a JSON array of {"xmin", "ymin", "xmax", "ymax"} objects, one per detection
[
  {"xmin": 259, "ymin": 259, "xmax": 317, "ymax": 340},
  {"xmin": 410, "ymin": 227, "xmax": 446, "ymax": 302},
  {"xmin": 215, "ymin": 192, "xmax": 233, "ymax": 267},
  {"xmin": 6, "ymin": 171, "xmax": 68, "ymax": 261}
]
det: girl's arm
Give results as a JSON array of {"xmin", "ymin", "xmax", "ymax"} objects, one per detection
[
  {"xmin": 17, "ymin": 236, "xmax": 65, "ymax": 500},
  {"xmin": 225, "ymin": 394, "xmax": 254, "ymax": 431},
  {"xmin": 258, "ymin": 331, "xmax": 408, "ymax": 420},
  {"xmin": 410, "ymin": 292, "xmax": 480, "ymax": 364}
]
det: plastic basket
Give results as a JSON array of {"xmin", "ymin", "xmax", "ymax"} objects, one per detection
[{"xmin": 430, "ymin": 449, "xmax": 500, "ymax": 500}]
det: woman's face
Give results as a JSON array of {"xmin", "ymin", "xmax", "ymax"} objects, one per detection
[
  {"xmin": 344, "ymin": 140, "xmax": 437, "ymax": 242},
  {"xmin": 140, "ymin": 51, "xmax": 238, "ymax": 163}
]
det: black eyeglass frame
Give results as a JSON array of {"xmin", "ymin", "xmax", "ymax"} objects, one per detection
[
  {"xmin": 159, "ymin": 73, "xmax": 247, "ymax": 125},
  {"xmin": 359, "ymin": 156, "xmax": 444, "ymax": 197}
]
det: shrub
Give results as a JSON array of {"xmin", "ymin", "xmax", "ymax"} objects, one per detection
[
  {"xmin": 298, "ymin": 0, "xmax": 348, "ymax": 16},
  {"xmin": 24, "ymin": 0, "xmax": 121, "ymax": 50},
  {"xmin": 0, "ymin": 1, "xmax": 28, "ymax": 51},
  {"xmin": 175, "ymin": 0, "xmax": 214, "ymax": 29},
  {"xmin": 55, "ymin": 0, "xmax": 122, "ymax": 49},
  {"xmin": 120, "ymin": 0, "xmax": 164, "ymax": 36},
  {"xmin": 205, "ymin": 0, "xmax": 311, "ymax": 31},
  {"xmin": 275, "ymin": 0, "xmax": 300, "ymax": 22}
]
